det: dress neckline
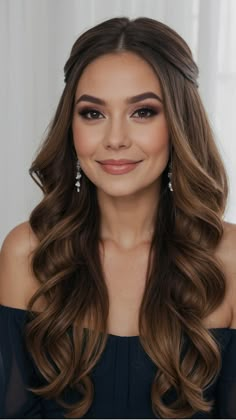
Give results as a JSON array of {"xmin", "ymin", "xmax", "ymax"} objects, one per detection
[{"xmin": 0, "ymin": 304, "xmax": 235, "ymax": 339}]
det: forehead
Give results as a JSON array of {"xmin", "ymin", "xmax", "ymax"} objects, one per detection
[{"xmin": 75, "ymin": 52, "xmax": 162, "ymax": 97}]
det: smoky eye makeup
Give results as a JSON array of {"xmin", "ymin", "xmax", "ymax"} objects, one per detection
[
  {"xmin": 77, "ymin": 107, "xmax": 104, "ymax": 120},
  {"xmin": 76, "ymin": 104, "xmax": 161, "ymax": 120}
]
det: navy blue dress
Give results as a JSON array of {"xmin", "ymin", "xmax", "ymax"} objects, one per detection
[{"xmin": 0, "ymin": 304, "xmax": 236, "ymax": 418}]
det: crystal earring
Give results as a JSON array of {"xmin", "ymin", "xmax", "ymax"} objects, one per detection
[
  {"xmin": 75, "ymin": 159, "xmax": 82, "ymax": 192},
  {"xmin": 168, "ymin": 161, "xmax": 173, "ymax": 192}
]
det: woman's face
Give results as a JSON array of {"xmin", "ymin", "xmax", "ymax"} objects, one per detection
[{"xmin": 72, "ymin": 51, "xmax": 170, "ymax": 197}]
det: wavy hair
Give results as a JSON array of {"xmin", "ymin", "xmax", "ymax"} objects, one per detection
[{"xmin": 24, "ymin": 16, "xmax": 229, "ymax": 418}]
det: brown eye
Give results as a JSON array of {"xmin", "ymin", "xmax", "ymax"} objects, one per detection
[
  {"xmin": 132, "ymin": 107, "xmax": 158, "ymax": 119},
  {"xmin": 78, "ymin": 109, "xmax": 103, "ymax": 120},
  {"xmin": 78, "ymin": 106, "xmax": 158, "ymax": 120}
]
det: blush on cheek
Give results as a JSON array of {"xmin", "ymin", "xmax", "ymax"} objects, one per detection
[
  {"xmin": 73, "ymin": 141, "xmax": 91, "ymax": 157},
  {"xmin": 72, "ymin": 129, "xmax": 91, "ymax": 157},
  {"xmin": 73, "ymin": 131, "xmax": 104, "ymax": 159},
  {"xmin": 148, "ymin": 135, "xmax": 169, "ymax": 155}
]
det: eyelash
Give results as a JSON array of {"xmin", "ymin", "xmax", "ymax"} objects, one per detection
[{"xmin": 78, "ymin": 107, "xmax": 158, "ymax": 120}]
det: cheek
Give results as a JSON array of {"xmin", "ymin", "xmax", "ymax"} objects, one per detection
[
  {"xmin": 140, "ymin": 122, "xmax": 169, "ymax": 155},
  {"xmin": 72, "ymin": 121, "xmax": 95, "ymax": 157}
]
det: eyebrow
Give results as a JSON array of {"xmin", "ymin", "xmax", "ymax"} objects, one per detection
[{"xmin": 75, "ymin": 91, "xmax": 163, "ymax": 106}]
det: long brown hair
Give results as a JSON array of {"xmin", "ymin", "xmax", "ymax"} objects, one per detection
[{"xmin": 25, "ymin": 17, "xmax": 229, "ymax": 418}]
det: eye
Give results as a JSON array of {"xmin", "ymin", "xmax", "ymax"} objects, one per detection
[
  {"xmin": 132, "ymin": 107, "xmax": 158, "ymax": 119},
  {"xmin": 77, "ymin": 106, "xmax": 158, "ymax": 120},
  {"xmin": 78, "ymin": 108, "xmax": 103, "ymax": 120}
]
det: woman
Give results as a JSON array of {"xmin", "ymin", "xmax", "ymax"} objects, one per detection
[{"xmin": 0, "ymin": 16, "xmax": 236, "ymax": 419}]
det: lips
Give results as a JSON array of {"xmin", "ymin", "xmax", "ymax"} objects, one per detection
[
  {"xmin": 97, "ymin": 161, "xmax": 141, "ymax": 175},
  {"xmin": 98, "ymin": 159, "xmax": 142, "ymax": 165}
]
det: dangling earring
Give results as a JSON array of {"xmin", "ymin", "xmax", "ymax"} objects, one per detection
[
  {"xmin": 75, "ymin": 159, "xmax": 82, "ymax": 192},
  {"xmin": 168, "ymin": 161, "xmax": 173, "ymax": 192}
]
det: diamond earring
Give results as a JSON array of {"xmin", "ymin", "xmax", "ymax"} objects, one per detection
[
  {"xmin": 75, "ymin": 159, "xmax": 82, "ymax": 192},
  {"xmin": 168, "ymin": 162, "xmax": 173, "ymax": 192}
]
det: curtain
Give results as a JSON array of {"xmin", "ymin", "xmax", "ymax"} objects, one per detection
[{"xmin": 0, "ymin": 0, "xmax": 235, "ymax": 245}]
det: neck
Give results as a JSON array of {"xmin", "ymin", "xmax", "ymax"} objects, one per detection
[{"xmin": 97, "ymin": 183, "xmax": 160, "ymax": 250}]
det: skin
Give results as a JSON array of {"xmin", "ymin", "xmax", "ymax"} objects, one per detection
[{"xmin": 72, "ymin": 51, "xmax": 170, "ymax": 251}]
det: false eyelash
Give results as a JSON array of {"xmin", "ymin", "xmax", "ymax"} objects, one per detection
[{"xmin": 78, "ymin": 107, "xmax": 158, "ymax": 120}]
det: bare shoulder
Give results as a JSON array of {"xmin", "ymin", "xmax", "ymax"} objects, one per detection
[
  {"xmin": 216, "ymin": 220, "xmax": 236, "ymax": 264},
  {"xmin": 0, "ymin": 221, "xmax": 39, "ymax": 257},
  {"xmin": 0, "ymin": 221, "xmax": 42, "ymax": 310},
  {"xmin": 216, "ymin": 220, "xmax": 236, "ymax": 327}
]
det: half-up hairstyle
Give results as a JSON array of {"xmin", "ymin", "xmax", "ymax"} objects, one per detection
[{"xmin": 25, "ymin": 16, "xmax": 229, "ymax": 418}]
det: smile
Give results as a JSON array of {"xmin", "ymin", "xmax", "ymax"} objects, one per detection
[{"xmin": 97, "ymin": 162, "xmax": 141, "ymax": 175}]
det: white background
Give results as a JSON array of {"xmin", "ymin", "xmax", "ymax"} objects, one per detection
[{"xmin": 0, "ymin": 0, "xmax": 236, "ymax": 245}]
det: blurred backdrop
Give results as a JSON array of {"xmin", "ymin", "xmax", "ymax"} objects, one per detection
[{"xmin": 0, "ymin": 0, "xmax": 236, "ymax": 245}]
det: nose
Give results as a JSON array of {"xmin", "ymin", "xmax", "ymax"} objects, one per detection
[{"xmin": 102, "ymin": 117, "xmax": 131, "ymax": 150}]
